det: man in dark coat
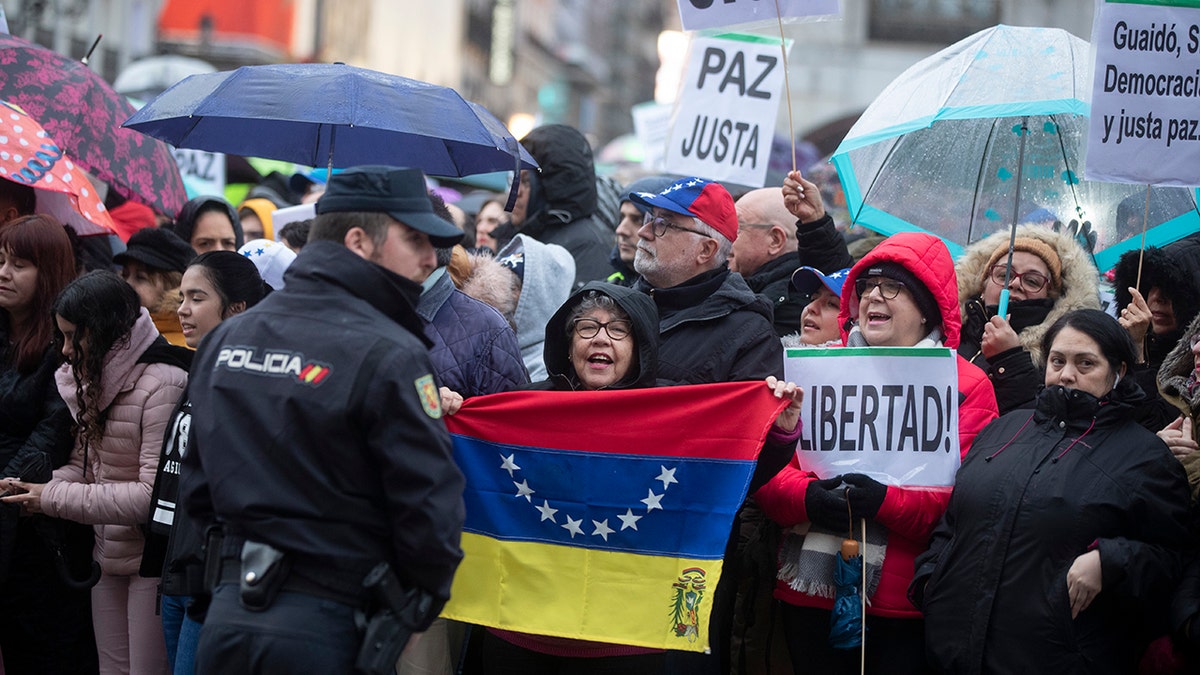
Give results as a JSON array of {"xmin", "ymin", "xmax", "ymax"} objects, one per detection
[
  {"xmin": 630, "ymin": 177, "xmax": 783, "ymax": 385},
  {"xmin": 181, "ymin": 166, "xmax": 466, "ymax": 674},
  {"xmin": 491, "ymin": 124, "xmax": 614, "ymax": 290},
  {"xmin": 629, "ymin": 176, "xmax": 784, "ymax": 674}
]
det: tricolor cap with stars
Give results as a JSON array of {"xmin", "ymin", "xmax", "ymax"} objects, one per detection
[
  {"xmin": 238, "ymin": 238, "xmax": 297, "ymax": 291},
  {"xmin": 628, "ymin": 176, "xmax": 738, "ymax": 243},
  {"xmin": 791, "ymin": 266, "xmax": 851, "ymax": 298}
]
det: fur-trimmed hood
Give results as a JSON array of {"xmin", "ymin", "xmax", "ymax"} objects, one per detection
[
  {"xmin": 458, "ymin": 251, "xmax": 520, "ymax": 331},
  {"xmin": 955, "ymin": 225, "xmax": 1100, "ymax": 363},
  {"xmin": 1112, "ymin": 244, "xmax": 1200, "ymax": 332},
  {"xmin": 1158, "ymin": 310, "xmax": 1200, "ymax": 441}
]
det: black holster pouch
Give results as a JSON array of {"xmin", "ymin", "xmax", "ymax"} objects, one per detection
[
  {"xmin": 239, "ymin": 540, "xmax": 291, "ymax": 612},
  {"xmin": 201, "ymin": 526, "xmax": 224, "ymax": 592},
  {"xmin": 354, "ymin": 562, "xmax": 433, "ymax": 675}
]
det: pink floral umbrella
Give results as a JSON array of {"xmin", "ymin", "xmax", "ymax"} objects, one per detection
[{"xmin": 0, "ymin": 101, "xmax": 114, "ymax": 235}]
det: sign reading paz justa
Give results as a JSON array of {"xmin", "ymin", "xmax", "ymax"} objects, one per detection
[
  {"xmin": 784, "ymin": 347, "xmax": 961, "ymax": 487},
  {"xmin": 1086, "ymin": 0, "xmax": 1200, "ymax": 187},
  {"xmin": 666, "ymin": 34, "xmax": 790, "ymax": 187}
]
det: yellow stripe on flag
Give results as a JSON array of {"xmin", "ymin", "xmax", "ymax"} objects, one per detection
[{"xmin": 441, "ymin": 532, "xmax": 723, "ymax": 652}]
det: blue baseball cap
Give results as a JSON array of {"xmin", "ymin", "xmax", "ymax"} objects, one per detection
[{"xmin": 791, "ymin": 266, "xmax": 851, "ymax": 297}]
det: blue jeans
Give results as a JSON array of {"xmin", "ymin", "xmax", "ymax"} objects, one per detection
[{"xmin": 162, "ymin": 594, "xmax": 203, "ymax": 675}]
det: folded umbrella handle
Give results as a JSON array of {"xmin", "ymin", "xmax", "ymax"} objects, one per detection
[{"xmin": 997, "ymin": 288, "xmax": 1010, "ymax": 321}]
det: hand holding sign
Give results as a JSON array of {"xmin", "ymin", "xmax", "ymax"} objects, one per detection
[
  {"xmin": 805, "ymin": 476, "xmax": 850, "ymax": 532},
  {"xmin": 782, "ymin": 170, "xmax": 825, "ymax": 224},
  {"xmin": 843, "ymin": 473, "xmax": 887, "ymax": 519},
  {"xmin": 767, "ymin": 375, "xmax": 804, "ymax": 432}
]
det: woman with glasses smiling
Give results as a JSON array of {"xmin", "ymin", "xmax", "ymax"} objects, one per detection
[{"xmin": 955, "ymin": 226, "xmax": 1101, "ymax": 414}]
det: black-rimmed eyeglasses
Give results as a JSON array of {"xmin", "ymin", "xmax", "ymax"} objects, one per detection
[
  {"xmin": 573, "ymin": 318, "xmax": 632, "ymax": 341},
  {"xmin": 855, "ymin": 277, "xmax": 907, "ymax": 300},
  {"xmin": 642, "ymin": 213, "xmax": 713, "ymax": 239}
]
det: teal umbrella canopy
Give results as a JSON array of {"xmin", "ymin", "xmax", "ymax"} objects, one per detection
[{"xmin": 831, "ymin": 24, "xmax": 1198, "ymax": 270}]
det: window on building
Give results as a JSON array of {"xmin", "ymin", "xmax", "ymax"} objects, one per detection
[{"xmin": 869, "ymin": 0, "xmax": 1000, "ymax": 44}]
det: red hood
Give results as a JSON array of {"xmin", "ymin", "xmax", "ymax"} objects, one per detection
[{"xmin": 838, "ymin": 232, "xmax": 961, "ymax": 349}]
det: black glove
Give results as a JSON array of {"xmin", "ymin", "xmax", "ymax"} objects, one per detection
[
  {"xmin": 1052, "ymin": 218, "xmax": 1097, "ymax": 254},
  {"xmin": 804, "ymin": 476, "xmax": 850, "ymax": 532},
  {"xmin": 843, "ymin": 473, "xmax": 887, "ymax": 520}
]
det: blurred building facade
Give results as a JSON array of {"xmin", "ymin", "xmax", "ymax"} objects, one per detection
[{"xmin": 8, "ymin": 0, "xmax": 1094, "ymax": 156}]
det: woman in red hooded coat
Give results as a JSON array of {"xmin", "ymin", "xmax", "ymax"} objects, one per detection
[{"xmin": 755, "ymin": 231, "xmax": 998, "ymax": 674}]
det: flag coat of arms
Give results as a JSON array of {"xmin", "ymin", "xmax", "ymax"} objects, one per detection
[{"xmin": 441, "ymin": 382, "xmax": 787, "ymax": 652}]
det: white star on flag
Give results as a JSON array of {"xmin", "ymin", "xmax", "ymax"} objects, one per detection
[
  {"xmin": 591, "ymin": 519, "xmax": 614, "ymax": 541},
  {"xmin": 656, "ymin": 466, "xmax": 678, "ymax": 489},
  {"xmin": 500, "ymin": 454, "xmax": 520, "ymax": 477},
  {"xmin": 641, "ymin": 489, "xmax": 664, "ymax": 512},
  {"xmin": 514, "ymin": 479, "xmax": 534, "ymax": 502},
  {"xmin": 617, "ymin": 508, "xmax": 642, "ymax": 531},
  {"xmin": 562, "ymin": 516, "xmax": 584, "ymax": 538},
  {"xmin": 535, "ymin": 500, "xmax": 558, "ymax": 523}
]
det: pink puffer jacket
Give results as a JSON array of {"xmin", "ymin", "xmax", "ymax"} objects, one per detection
[{"xmin": 43, "ymin": 309, "xmax": 188, "ymax": 576}]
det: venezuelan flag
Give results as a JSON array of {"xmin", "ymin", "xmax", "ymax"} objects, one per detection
[{"xmin": 441, "ymin": 381, "xmax": 787, "ymax": 653}]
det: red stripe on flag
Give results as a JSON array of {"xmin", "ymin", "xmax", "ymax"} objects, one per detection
[{"xmin": 444, "ymin": 381, "xmax": 786, "ymax": 461}]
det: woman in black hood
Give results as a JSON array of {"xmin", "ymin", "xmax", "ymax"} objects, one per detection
[
  {"xmin": 538, "ymin": 281, "xmax": 661, "ymax": 391},
  {"xmin": 167, "ymin": 196, "xmax": 244, "ymax": 254}
]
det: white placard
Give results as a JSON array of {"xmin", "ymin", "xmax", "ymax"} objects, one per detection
[
  {"xmin": 1085, "ymin": 0, "xmax": 1200, "ymax": 187},
  {"xmin": 676, "ymin": 0, "xmax": 839, "ymax": 32},
  {"xmin": 666, "ymin": 35, "xmax": 791, "ymax": 187},
  {"xmin": 172, "ymin": 148, "xmax": 225, "ymax": 198},
  {"xmin": 784, "ymin": 347, "xmax": 961, "ymax": 487},
  {"xmin": 631, "ymin": 101, "xmax": 673, "ymax": 172}
]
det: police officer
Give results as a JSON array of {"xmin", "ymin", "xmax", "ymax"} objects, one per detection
[{"xmin": 180, "ymin": 166, "xmax": 467, "ymax": 674}]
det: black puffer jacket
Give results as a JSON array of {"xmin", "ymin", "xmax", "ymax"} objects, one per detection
[
  {"xmin": 495, "ymin": 125, "xmax": 615, "ymax": 290},
  {"xmin": 914, "ymin": 380, "xmax": 1191, "ymax": 675}
]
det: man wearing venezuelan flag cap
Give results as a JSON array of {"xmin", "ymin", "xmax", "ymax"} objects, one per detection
[{"xmin": 630, "ymin": 176, "xmax": 787, "ymax": 673}]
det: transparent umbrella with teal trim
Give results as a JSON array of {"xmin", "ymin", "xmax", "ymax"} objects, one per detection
[{"xmin": 830, "ymin": 24, "xmax": 1199, "ymax": 273}]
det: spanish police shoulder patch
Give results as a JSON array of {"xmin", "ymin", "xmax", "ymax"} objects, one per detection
[{"xmin": 415, "ymin": 374, "xmax": 442, "ymax": 419}]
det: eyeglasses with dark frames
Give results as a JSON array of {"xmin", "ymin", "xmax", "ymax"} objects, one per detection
[
  {"xmin": 855, "ymin": 277, "xmax": 907, "ymax": 300},
  {"xmin": 572, "ymin": 318, "xmax": 633, "ymax": 341},
  {"xmin": 642, "ymin": 212, "xmax": 713, "ymax": 239}
]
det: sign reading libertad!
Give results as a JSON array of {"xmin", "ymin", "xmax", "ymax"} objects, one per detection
[
  {"xmin": 784, "ymin": 347, "xmax": 962, "ymax": 487},
  {"xmin": 1087, "ymin": 0, "xmax": 1200, "ymax": 187}
]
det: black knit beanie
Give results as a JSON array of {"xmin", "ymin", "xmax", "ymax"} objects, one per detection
[{"xmin": 861, "ymin": 261, "xmax": 942, "ymax": 328}]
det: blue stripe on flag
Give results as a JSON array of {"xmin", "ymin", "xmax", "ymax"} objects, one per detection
[{"xmin": 452, "ymin": 434, "xmax": 755, "ymax": 559}]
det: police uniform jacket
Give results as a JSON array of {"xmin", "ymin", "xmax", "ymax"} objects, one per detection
[{"xmin": 180, "ymin": 240, "xmax": 465, "ymax": 602}]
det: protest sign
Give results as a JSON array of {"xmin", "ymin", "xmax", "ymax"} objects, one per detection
[
  {"xmin": 172, "ymin": 147, "xmax": 225, "ymax": 197},
  {"xmin": 1086, "ymin": 0, "xmax": 1200, "ymax": 186},
  {"xmin": 784, "ymin": 347, "xmax": 960, "ymax": 486},
  {"xmin": 666, "ymin": 34, "xmax": 791, "ymax": 186},
  {"xmin": 676, "ymin": 0, "xmax": 839, "ymax": 32},
  {"xmin": 632, "ymin": 101, "xmax": 673, "ymax": 171}
]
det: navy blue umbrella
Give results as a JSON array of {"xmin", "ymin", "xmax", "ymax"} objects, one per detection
[{"xmin": 122, "ymin": 62, "xmax": 538, "ymax": 178}]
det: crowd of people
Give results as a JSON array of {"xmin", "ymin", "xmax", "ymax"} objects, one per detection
[{"xmin": 0, "ymin": 119, "xmax": 1197, "ymax": 675}]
